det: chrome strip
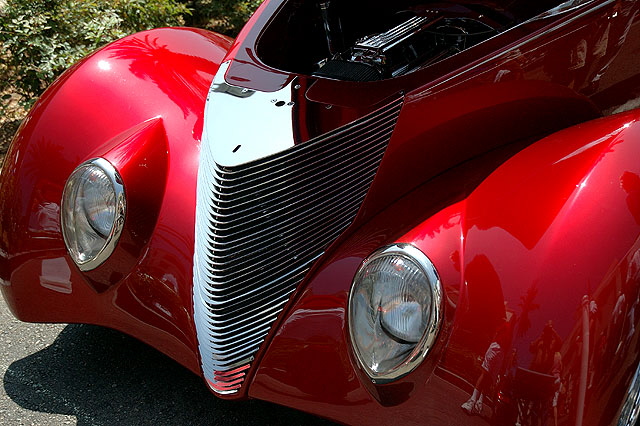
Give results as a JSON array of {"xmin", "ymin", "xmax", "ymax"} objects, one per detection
[
  {"xmin": 618, "ymin": 361, "xmax": 640, "ymax": 426},
  {"xmin": 359, "ymin": 16, "xmax": 431, "ymax": 51},
  {"xmin": 530, "ymin": 0, "xmax": 597, "ymax": 21}
]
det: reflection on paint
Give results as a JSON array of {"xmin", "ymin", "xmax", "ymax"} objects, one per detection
[
  {"xmin": 97, "ymin": 60, "xmax": 112, "ymax": 71},
  {"xmin": 36, "ymin": 202, "xmax": 60, "ymax": 232},
  {"xmin": 39, "ymin": 257, "xmax": 72, "ymax": 294}
]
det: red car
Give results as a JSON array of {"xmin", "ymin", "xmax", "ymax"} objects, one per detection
[{"xmin": 2, "ymin": 0, "xmax": 640, "ymax": 424}]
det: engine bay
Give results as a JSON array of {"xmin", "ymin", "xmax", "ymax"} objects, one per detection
[
  {"xmin": 256, "ymin": 0, "xmax": 569, "ymax": 81},
  {"xmin": 314, "ymin": 5, "xmax": 501, "ymax": 81}
]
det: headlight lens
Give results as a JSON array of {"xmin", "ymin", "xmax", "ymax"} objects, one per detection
[
  {"xmin": 61, "ymin": 158, "xmax": 125, "ymax": 271},
  {"xmin": 349, "ymin": 244, "xmax": 442, "ymax": 383}
]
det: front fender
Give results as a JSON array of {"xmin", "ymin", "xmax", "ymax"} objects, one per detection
[
  {"xmin": 0, "ymin": 28, "xmax": 232, "ymax": 373},
  {"xmin": 251, "ymin": 109, "xmax": 640, "ymax": 425},
  {"xmin": 454, "ymin": 108, "xmax": 640, "ymax": 426}
]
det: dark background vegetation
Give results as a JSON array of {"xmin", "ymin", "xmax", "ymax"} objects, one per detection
[{"xmin": 0, "ymin": 0, "xmax": 263, "ymax": 152}]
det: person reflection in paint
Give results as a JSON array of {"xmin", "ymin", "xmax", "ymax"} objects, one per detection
[
  {"xmin": 513, "ymin": 320, "xmax": 563, "ymax": 426},
  {"xmin": 620, "ymin": 171, "xmax": 640, "ymax": 225},
  {"xmin": 530, "ymin": 320, "xmax": 562, "ymax": 374},
  {"xmin": 461, "ymin": 314, "xmax": 514, "ymax": 416}
]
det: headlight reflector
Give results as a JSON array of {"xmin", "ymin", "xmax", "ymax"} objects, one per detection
[
  {"xmin": 349, "ymin": 244, "xmax": 442, "ymax": 383},
  {"xmin": 61, "ymin": 158, "xmax": 125, "ymax": 271}
]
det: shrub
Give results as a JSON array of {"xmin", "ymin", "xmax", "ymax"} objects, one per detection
[
  {"xmin": 0, "ymin": 0, "xmax": 190, "ymax": 107},
  {"xmin": 183, "ymin": 0, "xmax": 263, "ymax": 35}
]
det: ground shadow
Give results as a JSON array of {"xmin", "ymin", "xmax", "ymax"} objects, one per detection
[{"xmin": 4, "ymin": 324, "xmax": 335, "ymax": 425}]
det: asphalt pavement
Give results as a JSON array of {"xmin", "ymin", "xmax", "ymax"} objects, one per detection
[{"xmin": 0, "ymin": 298, "xmax": 335, "ymax": 426}]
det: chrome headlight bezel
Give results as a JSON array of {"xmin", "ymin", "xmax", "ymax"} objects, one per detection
[
  {"xmin": 61, "ymin": 158, "xmax": 126, "ymax": 271},
  {"xmin": 348, "ymin": 243, "xmax": 443, "ymax": 383}
]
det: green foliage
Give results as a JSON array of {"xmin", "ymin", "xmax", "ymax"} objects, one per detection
[
  {"xmin": 0, "ymin": 0, "xmax": 190, "ymax": 106},
  {"xmin": 184, "ymin": 0, "xmax": 263, "ymax": 35},
  {"xmin": 0, "ymin": 0, "xmax": 264, "ymax": 117}
]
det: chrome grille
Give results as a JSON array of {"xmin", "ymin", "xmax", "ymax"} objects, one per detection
[{"xmin": 193, "ymin": 97, "xmax": 403, "ymax": 394}]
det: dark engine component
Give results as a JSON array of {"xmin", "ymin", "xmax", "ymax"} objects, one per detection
[{"xmin": 314, "ymin": 9, "xmax": 499, "ymax": 81}]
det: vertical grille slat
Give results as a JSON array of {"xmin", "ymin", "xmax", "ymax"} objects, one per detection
[{"xmin": 193, "ymin": 97, "xmax": 403, "ymax": 394}]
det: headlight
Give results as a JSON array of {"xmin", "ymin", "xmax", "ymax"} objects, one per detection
[
  {"xmin": 61, "ymin": 158, "xmax": 125, "ymax": 271},
  {"xmin": 348, "ymin": 244, "xmax": 442, "ymax": 383}
]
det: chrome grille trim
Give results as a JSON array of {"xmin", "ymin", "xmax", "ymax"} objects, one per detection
[{"xmin": 194, "ymin": 97, "xmax": 403, "ymax": 394}]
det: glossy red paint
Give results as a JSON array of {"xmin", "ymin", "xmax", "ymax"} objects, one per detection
[
  {"xmin": 0, "ymin": 27, "xmax": 232, "ymax": 373},
  {"xmin": 2, "ymin": 0, "xmax": 640, "ymax": 424},
  {"xmin": 457, "ymin": 111, "xmax": 640, "ymax": 426},
  {"xmin": 251, "ymin": 110, "xmax": 640, "ymax": 426}
]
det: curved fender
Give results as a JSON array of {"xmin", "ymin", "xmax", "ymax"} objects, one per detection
[
  {"xmin": 0, "ymin": 28, "xmax": 232, "ymax": 373},
  {"xmin": 250, "ymin": 110, "xmax": 640, "ymax": 425},
  {"xmin": 449, "ymin": 109, "xmax": 640, "ymax": 426}
]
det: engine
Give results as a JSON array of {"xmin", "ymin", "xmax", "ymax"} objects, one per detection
[{"xmin": 314, "ymin": 5, "xmax": 502, "ymax": 81}]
